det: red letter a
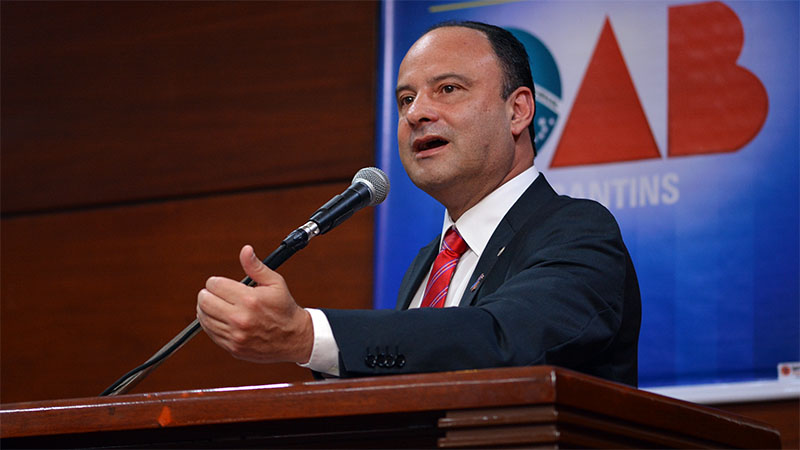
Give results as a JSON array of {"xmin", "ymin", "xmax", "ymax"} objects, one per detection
[{"xmin": 551, "ymin": 18, "xmax": 660, "ymax": 168}]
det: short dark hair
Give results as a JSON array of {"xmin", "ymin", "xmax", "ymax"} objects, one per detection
[{"xmin": 427, "ymin": 21, "xmax": 537, "ymax": 156}]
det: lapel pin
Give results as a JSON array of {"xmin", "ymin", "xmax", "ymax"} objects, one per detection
[
  {"xmin": 497, "ymin": 246, "xmax": 506, "ymax": 257},
  {"xmin": 470, "ymin": 273, "xmax": 485, "ymax": 292}
]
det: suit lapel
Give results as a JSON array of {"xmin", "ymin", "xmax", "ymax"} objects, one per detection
[
  {"xmin": 395, "ymin": 237, "xmax": 439, "ymax": 310},
  {"xmin": 458, "ymin": 174, "xmax": 557, "ymax": 306},
  {"xmin": 458, "ymin": 219, "xmax": 515, "ymax": 306},
  {"xmin": 397, "ymin": 175, "xmax": 558, "ymax": 309}
]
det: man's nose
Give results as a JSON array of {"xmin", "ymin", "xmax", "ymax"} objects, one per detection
[{"xmin": 405, "ymin": 95, "xmax": 439, "ymax": 127}]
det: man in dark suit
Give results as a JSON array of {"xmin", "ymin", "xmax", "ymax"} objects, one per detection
[{"xmin": 196, "ymin": 21, "xmax": 641, "ymax": 386}]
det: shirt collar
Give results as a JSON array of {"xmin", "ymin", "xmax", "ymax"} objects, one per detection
[{"xmin": 441, "ymin": 165, "xmax": 539, "ymax": 257}]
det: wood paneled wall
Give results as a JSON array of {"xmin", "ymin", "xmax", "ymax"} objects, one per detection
[{"xmin": 1, "ymin": 1, "xmax": 378, "ymax": 403}]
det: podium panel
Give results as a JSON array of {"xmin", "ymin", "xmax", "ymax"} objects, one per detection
[{"xmin": 0, "ymin": 366, "xmax": 780, "ymax": 448}]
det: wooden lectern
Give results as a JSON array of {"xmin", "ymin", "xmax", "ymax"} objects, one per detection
[{"xmin": 0, "ymin": 366, "xmax": 780, "ymax": 448}]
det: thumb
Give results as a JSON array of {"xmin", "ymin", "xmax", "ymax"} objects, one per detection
[{"xmin": 239, "ymin": 244, "xmax": 278, "ymax": 286}]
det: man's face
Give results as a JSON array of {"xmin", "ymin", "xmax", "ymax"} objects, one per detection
[{"xmin": 395, "ymin": 27, "xmax": 519, "ymax": 210}]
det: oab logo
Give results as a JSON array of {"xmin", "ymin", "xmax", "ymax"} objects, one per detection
[
  {"xmin": 507, "ymin": 28, "xmax": 562, "ymax": 152},
  {"xmin": 508, "ymin": 1, "xmax": 768, "ymax": 210},
  {"xmin": 514, "ymin": 1, "xmax": 768, "ymax": 169}
]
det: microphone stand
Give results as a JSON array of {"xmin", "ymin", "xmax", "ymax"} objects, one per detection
[{"xmin": 99, "ymin": 223, "xmax": 318, "ymax": 396}]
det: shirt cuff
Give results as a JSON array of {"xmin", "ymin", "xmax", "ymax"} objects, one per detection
[{"xmin": 297, "ymin": 308, "xmax": 340, "ymax": 376}]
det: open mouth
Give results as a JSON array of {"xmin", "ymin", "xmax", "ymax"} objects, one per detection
[{"xmin": 415, "ymin": 137, "xmax": 449, "ymax": 152}]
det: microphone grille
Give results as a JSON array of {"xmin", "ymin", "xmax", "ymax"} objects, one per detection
[{"xmin": 353, "ymin": 167, "xmax": 390, "ymax": 206}]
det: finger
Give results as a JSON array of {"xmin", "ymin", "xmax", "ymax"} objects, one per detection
[
  {"xmin": 196, "ymin": 286, "xmax": 237, "ymax": 323},
  {"xmin": 239, "ymin": 245, "xmax": 283, "ymax": 287},
  {"xmin": 196, "ymin": 304, "xmax": 230, "ymax": 336},
  {"xmin": 204, "ymin": 275, "xmax": 238, "ymax": 303},
  {"xmin": 196, "ymin": 305, "xmax": 235, "ymax": 350},
  {"xmin": 196, "ymin": 290, "xmax": 239, "ymax": 345}
]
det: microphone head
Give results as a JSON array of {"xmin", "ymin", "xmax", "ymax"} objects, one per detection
[{"xmin": 353, "ymin": 167, "xmax": 390, "ymax": 206}]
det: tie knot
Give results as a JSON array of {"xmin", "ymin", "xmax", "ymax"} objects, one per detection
[{"xmin": 442, "ymin": 228, "xmax": 468, "ymax": 257}]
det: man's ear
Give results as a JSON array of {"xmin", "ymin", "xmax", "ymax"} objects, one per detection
[{"xmin": 508, "ymin": 86, "xmax": 535, "ymax": 137}]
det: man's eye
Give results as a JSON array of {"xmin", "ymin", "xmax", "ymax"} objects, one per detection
[
  {"xmin": 442, "ymin": 85, "xmax": 457, "ymax": 93},
  {"xmin": 400, "ymin": 96, "xmax": 414, "ymax": 106}
]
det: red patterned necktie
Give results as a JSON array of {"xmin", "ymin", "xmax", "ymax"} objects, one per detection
[{"xmin": 420, "ymin": 227, "xmax": 469, "ymax": 308}]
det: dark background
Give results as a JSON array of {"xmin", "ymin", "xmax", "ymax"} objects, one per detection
[{"xmin": 1, "ymin": 1, "xmax": 379, "ymax": 402}]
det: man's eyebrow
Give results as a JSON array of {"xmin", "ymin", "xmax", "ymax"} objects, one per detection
[
  {"xmin": 430, "ymin": 73, "xmax": 472, "ymax": 86},
  {"xmin": 395, "ymin": 73, "xmax": 473, "ymax": 97},
  {"xmin": 395, "ymin": 84, "xmax": 412, "ymax": 97}
]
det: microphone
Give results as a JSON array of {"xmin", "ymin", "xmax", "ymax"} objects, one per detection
[
  {"xmin": 99, "ymin": 167, "xmax": 389, "ymax": 396},
  {"xmin": 306, "ymin": 167, "xmax": 390, "ymax": 237},
  {"xmin": 255, "ymin": 167, "xmax": 389, "ymax": 274},
  {"xmin": 246, "ymin": 167, "xmax": 390, "ymax": 273}
]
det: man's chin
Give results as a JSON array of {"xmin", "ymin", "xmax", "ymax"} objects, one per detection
[{"xmin": 407, "ymin": 169, "xmax": 456, "ymax": 195}]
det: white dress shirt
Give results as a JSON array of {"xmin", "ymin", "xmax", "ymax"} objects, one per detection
[{"xmin": 301, "ymin": 165, "xmax": 540, "ymax": 376}]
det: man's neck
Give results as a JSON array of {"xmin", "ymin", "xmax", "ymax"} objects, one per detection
[{"xmin": 445, "ymin": 163, "xmax": 537, "ymax": 222}]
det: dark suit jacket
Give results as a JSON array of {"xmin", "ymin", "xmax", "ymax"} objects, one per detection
[{"xmin": 323, "ymin": 174, "xmax": 641, "ymax": 386}]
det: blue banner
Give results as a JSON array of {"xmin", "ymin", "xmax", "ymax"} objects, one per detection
[{"xmin": 374, "ymin": 0, "xmax": 799, "ymax": 387}]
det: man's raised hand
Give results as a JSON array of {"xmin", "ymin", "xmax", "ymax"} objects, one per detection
[{"xmin": 196, "ymin": 245, "xmax": 313, "ymax": 364}]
